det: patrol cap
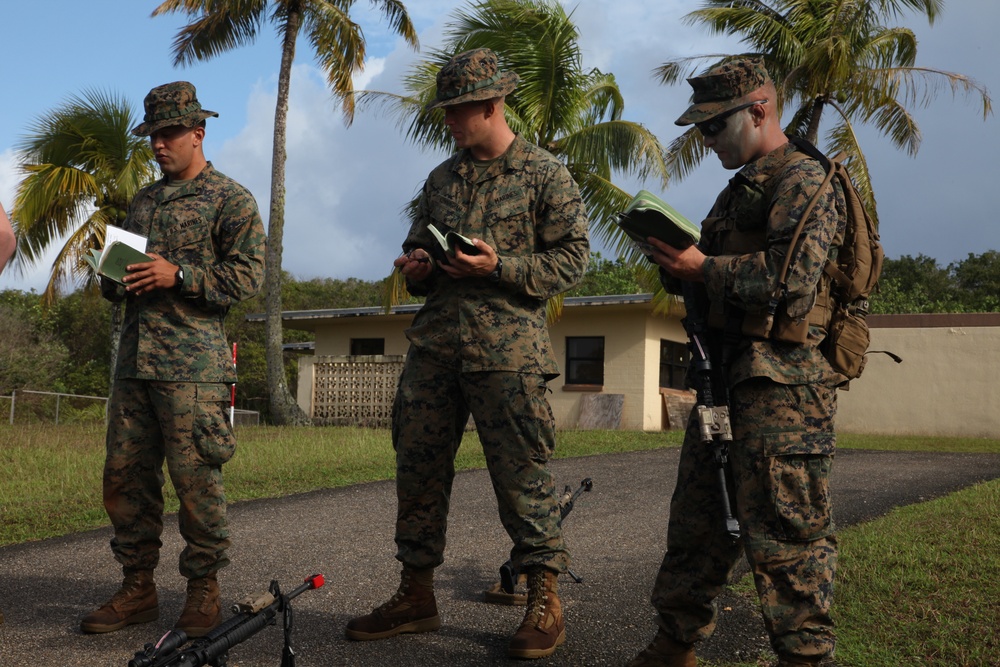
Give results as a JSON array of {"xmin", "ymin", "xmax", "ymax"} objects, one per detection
[
  {"xmin": 675, "ymin": 57, "xmax": 770, "ymax": 126},
  {"xmin": 131, "ymin": 81, "xmax": 219, "ymax": 137},
  {"xmin": 425, "ymin": 47, "xmax": 520, "ymax": 111}
]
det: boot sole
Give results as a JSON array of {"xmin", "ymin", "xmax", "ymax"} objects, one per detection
[
  {"xmin": 507, "ymin": 628, "xmax": 566, "ymax": 659},
  {"xmin": 345, "ymin": 615, "xmax": 441, "ymax": 641},
  {"xmin": 80, "ymin": 607, "xmax": 159, "ymax": 634}
]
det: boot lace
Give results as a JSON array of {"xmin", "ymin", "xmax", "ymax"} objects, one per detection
[
  {"xmin": 377, "ymin": 572, "xmax": 414, "ymax": 613},
  {"xmin": 523, "ymin": 574, "xmax": 548, "ymax": 626}
]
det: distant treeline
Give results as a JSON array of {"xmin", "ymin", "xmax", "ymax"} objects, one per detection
[{"xmin": 2, "ymin": 251, "xmax": 996, "ymax": 420}]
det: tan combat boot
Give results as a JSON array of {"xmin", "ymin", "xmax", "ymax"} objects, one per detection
[
  {"xmin": 175, "ymin": 574, "xmax": 221, "ymax": 638},
  {"xmin": 507, "ymin": 568, "xmax": 565, "ymax": 659},
  {"xmin": 627, "ymin": 629, "xmax": 697, "ymax": 667},
  {"xmin": 345, "ymin": 566, "xmax": 440, "ymax": 640},
  {"xmin": 80, "ymin": 568, "xmax": 159, "ymax": 633}
]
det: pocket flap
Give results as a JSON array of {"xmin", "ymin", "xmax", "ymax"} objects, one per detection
[{"xmin": 763, "ymin": 429, "xmax": 835, "ymax": 457}]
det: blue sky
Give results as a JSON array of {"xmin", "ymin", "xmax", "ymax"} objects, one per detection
[{"xmin": 1, "ymin": 0, "xmax": 996, "ymax": 294}]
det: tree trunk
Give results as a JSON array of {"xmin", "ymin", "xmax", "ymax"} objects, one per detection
[
  {"xmin": 264, "ymin": 8, "xmax": 311, "ymax": 426},
  {"xmin": 107, "ymin": 300, "xmax": 123, "ymax": 420},
  {"xmin": 805, "ymin": 96, "xmax": 825, "ymax": 146}
]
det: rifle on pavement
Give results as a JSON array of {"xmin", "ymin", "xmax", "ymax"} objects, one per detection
[
  {"xmin": 484, "ymin": 478, "xmax": 593, "ymax": 605},
  {"xmin": 128, "ymin": 573, "xmax": 324, "ymax": 667},
  {"xmin": 682, "ymin": 282, "xmax": 741, "ymax": 542}
]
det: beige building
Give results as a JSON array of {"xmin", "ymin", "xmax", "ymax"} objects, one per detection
[
  {"xmin": 264, "ymin": 299, "xmax": 1000, "ymax": 438},
  {"xmin": 270, "ymin": 295, "xmax": 690, "ymax": 431},
  {"xmin": 836, "ymin": 313, "xmax": 1000, "ymax": 438}
]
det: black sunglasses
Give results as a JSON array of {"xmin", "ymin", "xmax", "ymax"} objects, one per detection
[{"xmin": 695, "ymin": 99, "xmax": 767, "ymax": 138}]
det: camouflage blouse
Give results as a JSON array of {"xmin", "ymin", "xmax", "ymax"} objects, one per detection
[
  {"xmin": 402, "ymin": 135, "xmax": 590, "ymax": 378},
  {"xmin": 107, "ymin": 163, "xmax": 266, "ymax": 382},
  {"xmin": 699, "ymin": 141, "xmax": 847, "ymax": 387}
]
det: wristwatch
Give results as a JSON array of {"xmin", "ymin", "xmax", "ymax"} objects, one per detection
[
  {"xmin": 174, "ymin": 266, "xmax": 185, "ymax": 288},
  {"xmin": 487, "ymin": 256, "xmax": 503, "ymax": 283}
]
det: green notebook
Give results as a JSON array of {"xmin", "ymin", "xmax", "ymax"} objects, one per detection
[
  {"xmin": 85, "ymin": 240, "xmax": 153, "ymax": 285},
  {"xmin": 618, "ymin": 190, "xmax": 700, "ymax": 259}
]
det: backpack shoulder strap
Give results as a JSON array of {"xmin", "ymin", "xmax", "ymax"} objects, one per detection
[{"xmin": 770, "ymin": 146, "xmax": 836, "ymax": 302}]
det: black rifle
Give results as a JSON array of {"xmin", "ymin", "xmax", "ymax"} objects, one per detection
[
  {"xmin": 128, "ymin": 574, "xmax": 324, "ymax": 667},
  {"xmin": 499, "ymin": 478, "xmax": 593, "ymax": 595},
  {"xmin": 681, "ymin": 282, "xmax": 741, "ymax": 542}
]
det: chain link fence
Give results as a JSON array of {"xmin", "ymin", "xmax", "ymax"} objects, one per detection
[{"xmin": 2, "ymin": 390, "xmax": 259, "ymax": 427}]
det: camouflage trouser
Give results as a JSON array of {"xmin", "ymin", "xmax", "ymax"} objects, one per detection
[
  {"xmin": 104, "ymin": 379, "xmax": 235, "ymax": 580},
  {"xmin": 391, "ymin": 347, "xmax": 570, "ymax": 574},
  {"xmin": 651, "ymin": 377, "xmax": 837, "ymax": 661}
]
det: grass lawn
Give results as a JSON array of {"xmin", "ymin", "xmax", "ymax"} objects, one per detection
[{"xmin": 1, "ymin": 424, "xmax": 997, "ymax": 666}]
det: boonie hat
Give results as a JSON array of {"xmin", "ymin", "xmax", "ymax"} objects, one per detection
[
  {"xmin": 675, "ymin": 57, "xmax": 770, "ymax": 126},
  {"xmin": 131, "ymin": 81, "xmax": 219, "ymax": 137},
  {"xmin": 425, "ymin": 48, "xmax": 520, "ymax": 111}
]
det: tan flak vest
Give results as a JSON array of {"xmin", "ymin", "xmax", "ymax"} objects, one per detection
[{"xmin": 704, "ymin": 150, "xmax": 841, "ymax": 345}]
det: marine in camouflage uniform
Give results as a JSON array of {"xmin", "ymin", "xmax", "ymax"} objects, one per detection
[
  {"xmin": 631, "ymin": 59, "xmax": 846, "ymax": 667},
  {"xmin": 81, "ymin": 82, "xmax": 265, "ymax": 637},
  {"xmin": 345, "ymin": 48, "xmax": 589, "ymax": 659}
]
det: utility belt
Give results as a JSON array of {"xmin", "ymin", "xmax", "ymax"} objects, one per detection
[{"xmin": 706, "ymin": 278, "xmax": 834, "ymax": 344}]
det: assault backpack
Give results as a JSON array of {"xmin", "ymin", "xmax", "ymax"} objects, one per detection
[{"xmin": 769, "ymin": 140, "xmax": 887, "ymax": 382}]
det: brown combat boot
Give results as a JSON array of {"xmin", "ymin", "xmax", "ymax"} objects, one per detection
[
  {"xmin": 80, "ymin": 568, "xmax": 159, "ymax": 633},
  {"xmin": 345, "ymin": 566, "xmax": 440, "ymax": 640},
  {"xmin": 175, "ymin": 575, "xmax": 221, "ymax": 638},
  {"xmin": 627, "ymin": 629, "xmax": 697, "ymax": 667},
  {"xmin": 507, "ymin": 568, "xmax": 565, "ymax": 659}
]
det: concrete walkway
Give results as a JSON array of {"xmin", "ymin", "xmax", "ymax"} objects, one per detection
[{"xmin": 1, "ymin": 448, "xmax": 999, "ymax": 667}]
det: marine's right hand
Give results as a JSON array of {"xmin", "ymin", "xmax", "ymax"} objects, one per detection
[{"xmin": 395, "ymin": 249, "xmax": 434, "ymax": 281}]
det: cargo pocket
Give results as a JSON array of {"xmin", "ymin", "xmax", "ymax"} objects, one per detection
[
  {"xmin": 193, "ymin": 383, "xmax": 236, "ymax": 466},
  {"xmin": 763, "ymin": 429, "xmax": 835, "ymax": 542}
]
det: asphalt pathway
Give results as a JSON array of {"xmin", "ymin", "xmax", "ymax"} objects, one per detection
[{"xmin": 2, "ymin": 448, "xmax": 999, "ymax": 667}]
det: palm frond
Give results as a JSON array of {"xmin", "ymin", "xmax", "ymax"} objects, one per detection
[{"xmin": 153, "ymin": 0, "xmax": 267, "ymax": 67}]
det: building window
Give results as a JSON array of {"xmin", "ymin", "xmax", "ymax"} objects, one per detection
[
  {"xmin": 565, "ymin": 336, "xmax": 605, "ymax": 386},
  {"xmin": 350, "ymin": 338, "xmax": 385, "ymax": 355},
  {"xmin": 659, "ymin": 339, "xmax": 689, "ymax": 390}
]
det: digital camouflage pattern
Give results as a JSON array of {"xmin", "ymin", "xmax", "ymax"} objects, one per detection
[
  {"xmin": 105, "ymin": 380, "xmax": 235, "ymax": 579},
  {"xmin": 403, "ymin": 134, "xmax": 590, "ymax": 379},
  {"xmin": 426, "ymin": 47, "xmax": 520, "ymax": 110},
  {"xmin": 700, "ymin": 141, "xmax": 847, "ymax": 388},
  {"xmin": 392, "ymin": 348, "xmax": 568, "ymax": 573},
  {"xmin": 652, "ymin": 140, "xmax": 845, "ymax": 662},
  {"xmin": 652, "ymin": 379, "xmax": 836, "ymax": 661},
  {"xmin": 394, "ymin": 133, "xmax": 589, "ymax": 574},
  {"xmin": 108, "ymin": 163, "xmax": 266, "ymax": 382},
  {"xmin": 675, "ymin": 57, "xmax": 771, "ymax": 126},
  {"xmin": 102, "ymin": 162, "xmax": 264, "ymax": 579},
  {"xmin": 131, "ymin": 81, "xmax": 219, "ymax": 137}
]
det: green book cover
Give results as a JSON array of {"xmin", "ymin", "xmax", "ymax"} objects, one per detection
[
  {"xmin": 96, "ymin": 241, "xmax": 153, "ymax": 285},
  {"xmin": 427, "ymin": 223, "xmax": 480, "ymax": 264},
  {"xmin": 618, "ymin": 190, "xmax": 700, "ymax": 258}
]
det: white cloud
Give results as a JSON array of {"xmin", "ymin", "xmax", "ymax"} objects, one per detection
[{"xmin": 2, "ymin": 0, "xmax": 999, "ymax": 295}]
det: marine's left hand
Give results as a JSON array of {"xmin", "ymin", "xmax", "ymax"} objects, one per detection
[
  {"xmin": 121, "ymin": 253, "xmax": 179, "ymax": 295},
  {"xmin": 440, "ymin": 238, "xmax": 499, "ymax": 279}
]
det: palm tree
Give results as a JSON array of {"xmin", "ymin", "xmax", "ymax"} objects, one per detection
[
  {"xmin": 11, "ymin": 89, "xmax": 157, "ymax": 303},
  {"xmin": 11, "ymin": 89, "xmax": 158, "ymax": 389},
  {"xmin": 153, "ymin": 0, "xmax": 419, "ymax": 425},
  {"xmin": 655, "ymin": 0, "xmax": 992, "ymax": 223},
  {"xmin": 360, "ymin": 0, "xmax": 672, "ymax": 313}
]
